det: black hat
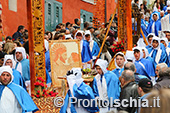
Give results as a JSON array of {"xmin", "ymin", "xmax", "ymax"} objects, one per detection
[{"xmin": 138, "ymin": 78, "xmax": 153, "ymax": 88}]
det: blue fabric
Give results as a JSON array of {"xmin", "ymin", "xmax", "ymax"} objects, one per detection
[
  {"xmin": 45, "ymin": 68, "xmax": 52, "ymax": 84},
  {"xmin": 15, "ymin": 59, "xmax": 30, "ymax": 81},
  {"xmin": 81, "ymin": 40, "xmax": 92, "ymax": 63},
  {"xmin": 148, "ymin": 47, "xmax": 168, "ymax": 67},
  {"xmin": 45, "ymin": 50, "xmax": 51, "ymax": 72},
  {"xmin": 112, "ymin": 68, "xmax": 124, "ymax": 78},
  {"xmin": 92, "ymin": 71, "xmax": 120, "ymax": 103},
  {"xmin": 134, "ymin": 62, "xmax": 150, "ymax": 79},
  {"xmin": 163, "ymin": 6, "xmax": 167, "ymax": 12},
  {"xmin": 12, "ymin": 69, "xmax": 26, "ymax": 90},
  {"xmin": 141, "ymin": 24, "xmax": 148, "ymax": 38},
  {"xmin": 147, "ymin": 20, "xmax": 161, "ymax": 36},
  {"xmin": 91, "ymin": 41, "xmax": 100, "ymax": 58},
  {"xmin": 60, "ymin": 83, "xmax": 99, "ymax": 113},
  {"xmin": 0, "ymin": 83, "xmax": 38, "ymax": 113},
  {"xmin": 168, "ymin": 42, "xmax": 170, "ymax": 48},
  {"xmin": 137, "ymin": 58, "xmax": 155, "ymax": 77},
  {"xmin": 60, "ymin": 90, "xmax": 77, "ymax": 113},
  {"xmin": 146, "ymin": 45, "xmax": 152, "ymax": 52},
  {"xmin": 146, "ymin": 56, "xmax": 156, "ymax": 70}
]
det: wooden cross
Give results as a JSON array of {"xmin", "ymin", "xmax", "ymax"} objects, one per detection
[{"xmin": 27, "ymin": 0, "xmax": 46, "ymax": 92}]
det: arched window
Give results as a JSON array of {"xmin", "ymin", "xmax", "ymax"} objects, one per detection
[{"xmin": 9, "ymin": 0, "xmax": 17, "ymax": 12}]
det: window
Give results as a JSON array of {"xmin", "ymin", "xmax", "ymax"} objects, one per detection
[
  {"xmin": 80, "ymin": 9, "xmax": 93, "ymax": 29},
  {"xmin": 45, "ymin": 0, "xmax": 62, "ymax": 31},
  {"xmin": 9, "ymin": 0, "xmax": 17, "ymax": 12}
]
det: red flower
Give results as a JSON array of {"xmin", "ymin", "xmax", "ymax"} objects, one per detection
[
  {"xmin": 34, "ymin": 82, "xmax": 40, "ymax": 86},
  {"xmin": 40, "ymin": 83, "xmax": 45, "ymax": 87},
  {"xmin": 43, "ymin": 89, "xmax": 46, "ymax": 92},
  {"xmin": 37, "ymin": 77, "xmax": 45, "ymax": 82},
  {"xmin": 36, "ymin": 95, "xmax": 40, "ymax": 98},
  {"xmin": 37, "ymin": 90, "xmax": 40, "ymax": 93}
]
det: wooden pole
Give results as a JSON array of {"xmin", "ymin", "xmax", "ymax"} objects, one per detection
[
  {"xmin": 141, "ymin": 28, "xmax": 148, "ymax": 45},
  {"xmin": 92, "ymin": 5, "xmax": 117, "ymax": 68},
  {"xmin": 27, "ymin": 0, "xmax": 46, "ymax": 92},
  {"xmin": 126, "ymin": 0, "xmax": 133, "ymax": 50}
]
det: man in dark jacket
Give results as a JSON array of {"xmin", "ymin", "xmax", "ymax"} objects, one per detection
[
  {"xmin": 154, "ymin": 67, "xmax": 170, "ymax": 90},
  {"xmin": 118, "ymin": 70, "xmax": 139, "ymax": 113},
  {"xmin": 12, "ymin": 25, "xmax": 25, "ymax": 44}
]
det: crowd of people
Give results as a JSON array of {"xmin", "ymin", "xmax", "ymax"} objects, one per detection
[{"xmin": 0, "ymin": 0, "xmax": 170, "ymax": 113}]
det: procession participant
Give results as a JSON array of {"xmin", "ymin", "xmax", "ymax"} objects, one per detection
[
  {"xmin": 112, "ymin": 52, "xmax": 126, "ymax": 78},
  {"xmin": 92, "ymin": 59, "xmax": 120, "ymax": 113},
  {"xmin": 3, "ymin": 54, "xmax": 26, "ymax": 89},
  {"xmin": 0, "ymin": 66, "xmax": 38, "ymax": 113},
  {"xmin": 60, "ymin": 68, "xmax": 99, "ymax": 113}
]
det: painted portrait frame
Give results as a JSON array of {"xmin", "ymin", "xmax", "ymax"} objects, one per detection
[{"xmin": 49, "ymin": 39, "xmax": 82, "ymax": 87}]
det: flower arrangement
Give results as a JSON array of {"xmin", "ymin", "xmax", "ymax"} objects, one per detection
[
  {"xmin": 31, "ymin": 77, "xmax": 58, "ymax": 98},
  {"xmin": 110, "ymin": 40, "xmax": 125, "ymax": 53}
]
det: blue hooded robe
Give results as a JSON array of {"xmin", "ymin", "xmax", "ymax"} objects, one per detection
[
  {"xmin": 0, "ymin": 83, "xmax": 38, "ymax": 113},
  {"xmin": 147, "ymin": 20, "xmax": 161, "ymax": 36}
]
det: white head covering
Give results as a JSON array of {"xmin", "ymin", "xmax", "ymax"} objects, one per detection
[
  {"xmin": 65, "ymin": 34, "xmax": 73, "ymax": 39},
  {"xmin": 114, "ymin": 52, "xmax": 127, "ymax": 69},
  {"xmin": 84, "ymin": 30, "xmax": 92, "ymax": 41},
  {"xmin": 0, "ymin": 66, "xmax": 14, "ymax": 85},
  {"xmin": 3, "ymin": 55, "xmax": 16, "ymax": 69},
  {"xmin": 151, "ymin": 12, "xmax": 159, "ymax": 21},
  {"xmin": 15, "ymin": 47, "xmax": 27, "ymax": 75},
  {"xmin": 160, "ymin": 37, "xmax": 169, "ymax": 48},
  {"xmin": 133, "ymin": 47, "xmax": 144, "ymax": 60},
  {"xmin": 44, "ymin": 39, "xmax": 49, "ymax": 51},
  {"xmin": 141, "ymin": 47, "xmax": 149, "ymax": 58},
  {"xmin": 151, "ymin": 36, "xmax": 160, "ymax": 50},
  {"xmin": 71, "ymin": 68, "xmax": 83, "ymax": 87},
  {"xmin": 74, "ymin": 30, "xmax": 84, "ymax": 39},
  {"xmin": 95, "ymin": 59, "xmax": 108, "ymax": 74},
  {"xmin": 15, "ymin": 47, "xmax": 26, "ymax": 61},
  {"xmin": 167, "ymin": 1, "xmax": 170, "ymax": 6},
  {"xmin": 125, "ymin": 50, "xmax": 135, "ymax": 62},
  {"xmin": 147, "ymin": 33, "xmax": 155, "ymax": 46}
]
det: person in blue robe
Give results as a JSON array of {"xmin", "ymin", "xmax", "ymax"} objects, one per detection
[
  {"xmin": 0, "ymin": 66, "xmax": 38, "ymax": 113},
  {"xmin": 142, "ymin": 47, "xmax": 156, "ymax": 69},
  {"xmin": 148, "ymin": 36, "xmax": 168, "ymax": 69},
  {"xmin": 145, "ymin": 33, "xmax": 155, "ymax": 51},
  {"xmin": 133, "ymin": 47, "xmax": 153, "ymax": 79},
  {"xmin": 147, "ymin": 13, "xmax": 161, "ymax": 36},
  {"xmin": 112, "ymin": 52, "xmax": 126, "ymax": 78},
  {"xmin": 92, "ymin": 59, "xmax": 120, "ymax": 112},
  {"xmin": 60, "ymin": 68, "xmax": 99, "ymax": 113},
  {"xmin": 84, "ymin": 30, "xmax": 100, "ymax": 60},
  {"xmin": 74, "ymin": 30, "xmax": 92, "ymax": 64},
  {"xmin": 160, "ymin": 38, "xmax": 170, "ymax": 66},
  {"xmin": 163, "ymin": 1, "xmax": 170, "ymax": 12},
  {"xmin": 44, "ymin": 39, "xmax": 51, "ymax": 72},
  {"xmin": 149, "ymin": 10, "xmax": 161, "ymax": 22},
  {"xmin": 3, "ymin": 54, "xmax": 26, "ymax": 89}
]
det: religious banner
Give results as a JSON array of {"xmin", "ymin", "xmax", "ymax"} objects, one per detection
[{"xmin": 49, "ymin": 40, "xmax": 82, "ymax": 87}]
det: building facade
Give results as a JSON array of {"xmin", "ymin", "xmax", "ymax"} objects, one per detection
[{"xmin": 1, "ymin": 0, "xmax": 116, "ymax": 37}]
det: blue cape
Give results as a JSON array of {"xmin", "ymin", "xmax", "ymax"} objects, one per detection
[
  {"xmin": 12, "ymin": 69, "xmax": 26, "ymax": 90},
  {"xmin": 81, "ymin": 40, "xmax": 92, "ymax": 63},
  {"xmin": 112, "ymin": 68, "xmax": 124, "ymax": 78},
  {"xmin": 92, "ymin": 71, "xmax": 120, "ymax": 103},
  {"xmin": 134, "ymin": 62, "xmax": 151, "ymax": 79},
  {"xmin": 147, "ymin": 20, "xmax": 161, "ymax": 36},
  {"xmin": 60, "ymin": 82, "xmax": 99, "ymax": 113},
  {"xmin": 0, "ymin": 83, "xmax": 38, "ymax": 113}
]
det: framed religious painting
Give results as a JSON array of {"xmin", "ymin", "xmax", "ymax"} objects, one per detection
[{"xmin": 49, "ymin": 40, "xmax": 82, "ymax": 87}]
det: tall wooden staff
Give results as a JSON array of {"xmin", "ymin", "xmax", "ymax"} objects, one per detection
[{"xmin": 93, "ymin": 5, "xmax": 117, "ymax": 68}]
